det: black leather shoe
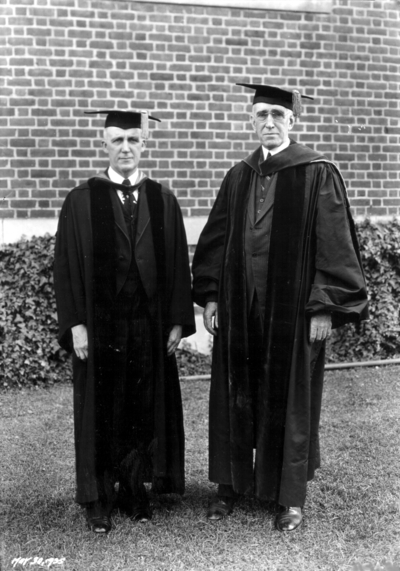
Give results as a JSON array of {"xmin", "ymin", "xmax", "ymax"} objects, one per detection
[
  {"xmin": 131, "ymin": 499, "xmax": 152, "ymax": 522},
  {"xmin": 275, "ymin": 507, "xmax": 303, "ymax": 532},
  {"xmin": 117, "ymin": 481, "xmax": 152, "ymax": 522},
  {"xmin": 87, "ymin": 515, "xmax": 112, "ymax": 534},
  {"xmin": 85, "ymin": 501, "xmax": 112, "ymax": 534},
  {"xmin": 207, "ymin": 496, "xmax": 235, "ymax": 521}
]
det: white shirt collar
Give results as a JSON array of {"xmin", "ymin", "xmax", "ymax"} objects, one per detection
[
  {"xmin": 107, "ymin": 166, "xmax": 141, "ymax": 186},
  {"xmin": 262, "ymin": 139, "xmax": 291, "ymax": 160}
]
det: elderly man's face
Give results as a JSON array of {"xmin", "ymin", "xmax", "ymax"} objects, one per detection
[
  {"xmin": 102, "ymin": 127, "xmax": 146, "ymax": 177},
  {"xmin": 251, "ymin": 102, "xmax": 295, "ymax": 150}
]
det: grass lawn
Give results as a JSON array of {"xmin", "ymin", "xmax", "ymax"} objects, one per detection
[{"xmin": 1, "ymin": 366, "xmax": 399, "ymax": 571}]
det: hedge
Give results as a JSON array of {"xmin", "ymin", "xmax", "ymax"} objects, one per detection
[
  {"xmin": 0, "ymin": 234, "xmax": 67, "ymax": 389},
  {"xmin": 1, "ymin": 219, "xmax": 400, "ymax": 389},
  {"xmin": 326, "ymin": 218, "xmax": 400, "ymax": 362}
]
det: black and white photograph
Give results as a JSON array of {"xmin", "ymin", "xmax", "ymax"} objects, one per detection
[{"xmin": 1, "ymin": 0, "xmax": 399, "ymax": 569}]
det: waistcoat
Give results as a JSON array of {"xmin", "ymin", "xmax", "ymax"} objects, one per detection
[
  {"xmin": 119, "ymin": 196, "xmax": 145, "ymax": 302},
  {"xmin": 244, "ymin": 171, "xmax": 277, "ymax": 317}
]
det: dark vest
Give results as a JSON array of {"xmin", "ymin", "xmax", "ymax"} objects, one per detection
[
  {"xmin": 118, "ymin": 193, "xmax": 145, "ymax": 303},
  {"xmin": 244, "ymin": 171, "xmax": 277, "ymax": 317}
]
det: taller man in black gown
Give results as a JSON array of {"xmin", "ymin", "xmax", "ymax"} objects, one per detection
[
  {"xmin": 192, "ymin": 84, "xmax": 368, "ymax": 531},
  {"xmin": 54, "ymin": 110, "xmax": 195, "ymax": 533}
]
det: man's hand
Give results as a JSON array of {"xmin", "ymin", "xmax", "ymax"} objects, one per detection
[
  {"xmin": 203, "ymin": 301, "xmax": 218, "ymax": 336},
  {"xmin": 309, "ymin": 313, "xmax": 332, "ymax": 343},
  {"xmin": 167, "ymin": 325, "xmax": 182, "ymax": 356},
  {"xmin": 71, "ymin": 324, "xmax": 88, "ymax": 360}
]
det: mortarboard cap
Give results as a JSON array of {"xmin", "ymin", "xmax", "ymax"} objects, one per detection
[
  {"xmin": 84, "ymin": 110, "xmax": 161, "ymax": 138},
  {"xmin": 237, "ymin": 83, "xmax": 314, "ymax": 117}
]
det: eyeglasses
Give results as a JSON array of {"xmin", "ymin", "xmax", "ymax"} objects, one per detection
[{"xmin": 254, "ymin": 110, "xmax": 288, "ymax": 123}]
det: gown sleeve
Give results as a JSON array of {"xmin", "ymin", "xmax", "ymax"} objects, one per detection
[
  {"xmin": 305, "ymin": 162, "xmax": 369, "ymax": 328},
  {"xmin": 191, "ymin": 170, "xmax": 231, "ymax": 308},
  {"xmin": 164, "ymin": 193, "xmax": 196, "ymax": 338},
  {"xmin": 54, "ymin": 193, "xmax": 87, "ymax": 351}
]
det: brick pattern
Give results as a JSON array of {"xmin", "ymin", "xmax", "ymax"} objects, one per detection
[{"xmin": 1, "ymin": 0, "xmax": 399, "ymax": 219}]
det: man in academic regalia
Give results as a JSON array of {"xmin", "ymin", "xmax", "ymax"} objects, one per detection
[
  {"xmin": 54, "ymin": 110, "xmax": 195, "ymax": 534},
  {"xmin": 192, "ymin": 84, "xmax": 368, "ymax": 531}
]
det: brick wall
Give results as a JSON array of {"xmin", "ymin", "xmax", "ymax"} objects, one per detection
[{"xmin": 1, "ymin": 0, "xmax": 399, "ymax": 234}]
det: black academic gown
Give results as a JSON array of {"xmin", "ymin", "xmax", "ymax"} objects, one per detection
[
  {"xmin": 192, "ymin": 141, "xmax": 368, "ymax": 507},
  {"xmin": 54, "ymin": 172, "xmax": 195, "ymax": 504}
]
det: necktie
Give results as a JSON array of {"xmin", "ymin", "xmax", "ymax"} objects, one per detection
[
  {"xmin": 257, "ymin": 153, "xmax": 272, "ymax": 218},
  {"xmin": 121, "ymin": 179, "xmax": 137, "ymax": 214}
]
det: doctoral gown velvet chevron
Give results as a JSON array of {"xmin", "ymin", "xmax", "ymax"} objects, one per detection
[{"xmin": 192, "ymin": 141, "xmax": 368, "ymax": 507}]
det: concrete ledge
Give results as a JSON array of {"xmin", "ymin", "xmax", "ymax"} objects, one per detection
[
  {"xmin": 0, "ymin": 216, "xmax": 208, "ymax": 246},
  {"xmin": 183, "ymin": 216, "xmax": 207, "ymax": 246},
  {"xmin": 185, "ymin": 312, "xmax": 212, "ymax": 355},
  {"xmin": 2, "ymin": 213, "xmax": 381, "ymax": 248},
  {"xmin": 0, "ymin": 218, "xmax": 59, "ymax": 246},
  {"xmin": 137, "ymin": 0, "xmax": 332, "ymax": 13}
]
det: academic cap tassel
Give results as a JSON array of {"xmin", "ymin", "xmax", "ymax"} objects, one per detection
[
  {"xmin": 140, "ymin": 111, "xmax": 149, "ymax": 139},
  {"xmin": 292, "ymin": 90, "xmax": 302, "ymax": 118}
]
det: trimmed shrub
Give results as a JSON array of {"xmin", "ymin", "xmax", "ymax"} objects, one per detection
[
  {"xmin": 326, "ymin": 218, "xmax": 400, "ymax": 362},
  {"xmin": 1, "ymin": 219, "xmax": 400, "ymax": 389},
  {"xmin": 0, "ymin": 235, "xmax": 71, "ymax": 389}
]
